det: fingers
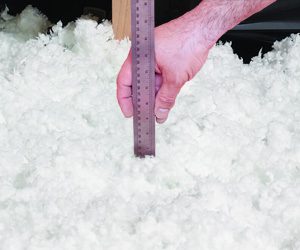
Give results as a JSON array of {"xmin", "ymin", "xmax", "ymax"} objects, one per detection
[
  {"xmin": 117, "ymin": 51, "xmax": 133, "ymax": 118},
  {"xmin": 117, "ymin": 53, "xmax": 181, "ymax": 124},
  {"xmin": 155, "ymin": 75, "xmax": 181, "ymax": 124}
]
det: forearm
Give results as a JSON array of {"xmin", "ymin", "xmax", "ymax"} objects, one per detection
[{"xmin": 175, "ymin": 0, "xmax": 277, "ymax": 49}]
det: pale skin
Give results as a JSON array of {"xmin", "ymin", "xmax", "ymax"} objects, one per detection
[{"xmin": 117, "ymin": 0, "xmax": 277, "ymax": 123}]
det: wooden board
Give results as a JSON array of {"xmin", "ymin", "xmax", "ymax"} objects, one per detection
[{"xmin": 112, "ymin": 0, "xmax": 131, "ymax": 40}]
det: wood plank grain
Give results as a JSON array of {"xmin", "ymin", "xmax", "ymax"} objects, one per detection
[{"xmin": 112, "ymin": 0, "xmax": 131, "ymax": 40}]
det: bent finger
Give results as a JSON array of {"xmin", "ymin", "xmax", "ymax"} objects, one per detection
[
  {"xmin": 155, "ymin": 81, "xmax": 181, "ymax": 124},
  {"xmin": 117, "ymin": 51, "xmax": 133, "ymax": 117}
]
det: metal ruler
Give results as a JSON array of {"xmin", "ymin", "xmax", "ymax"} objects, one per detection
[{"xmin": 131, "ymin": 0, "xmax": 156, "ymax": 157}]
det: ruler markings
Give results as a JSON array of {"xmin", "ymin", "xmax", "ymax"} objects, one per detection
[{"xmin": 131, "ymin": 0, "xmax": 155, "ymax": 157}]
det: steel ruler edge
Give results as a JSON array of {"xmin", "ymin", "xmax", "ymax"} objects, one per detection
[{"xmin": 131, "ymin": 0, "xmax": 156, "ymax": 157}]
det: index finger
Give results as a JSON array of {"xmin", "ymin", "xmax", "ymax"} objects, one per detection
[{"xmin": 117, "ymin": 50, "xmax": 133, "ymax": 118}]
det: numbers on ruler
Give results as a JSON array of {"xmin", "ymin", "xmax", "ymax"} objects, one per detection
[{"xmin": 135, "ymin": 0, "xmax": 151, "ymax": 152}]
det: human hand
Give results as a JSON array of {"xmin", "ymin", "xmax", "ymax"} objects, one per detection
[
  {"xmin": 117, "ymin": 0, "xmax": 276, "ymax": 123},
  {"xmin": 117, "ymin": 18, "xmax": 211, "ymax": 124}
]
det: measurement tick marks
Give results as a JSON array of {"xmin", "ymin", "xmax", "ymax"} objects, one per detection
[{"xmin": 131, "ymin": 0, "xmax": 155, "ymax": 157}]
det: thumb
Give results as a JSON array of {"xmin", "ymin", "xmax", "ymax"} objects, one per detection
[{"xmin": 155, "ymin": 75, "xmax": 181, "ymax": 124}]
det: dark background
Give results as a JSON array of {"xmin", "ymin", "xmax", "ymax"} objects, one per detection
[{"xmin": 1, "ymin": 0, "xmax": 300, "ymax": 62}]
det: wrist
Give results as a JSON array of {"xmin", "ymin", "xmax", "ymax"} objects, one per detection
[{"xmin": 177, "ymin": 0, "xmax": 276, "ymax": 49}]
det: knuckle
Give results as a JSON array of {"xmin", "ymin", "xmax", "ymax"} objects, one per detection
[{"xmin": 159, "ymin": 95, "xmax": 175, "ymax": 106}]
